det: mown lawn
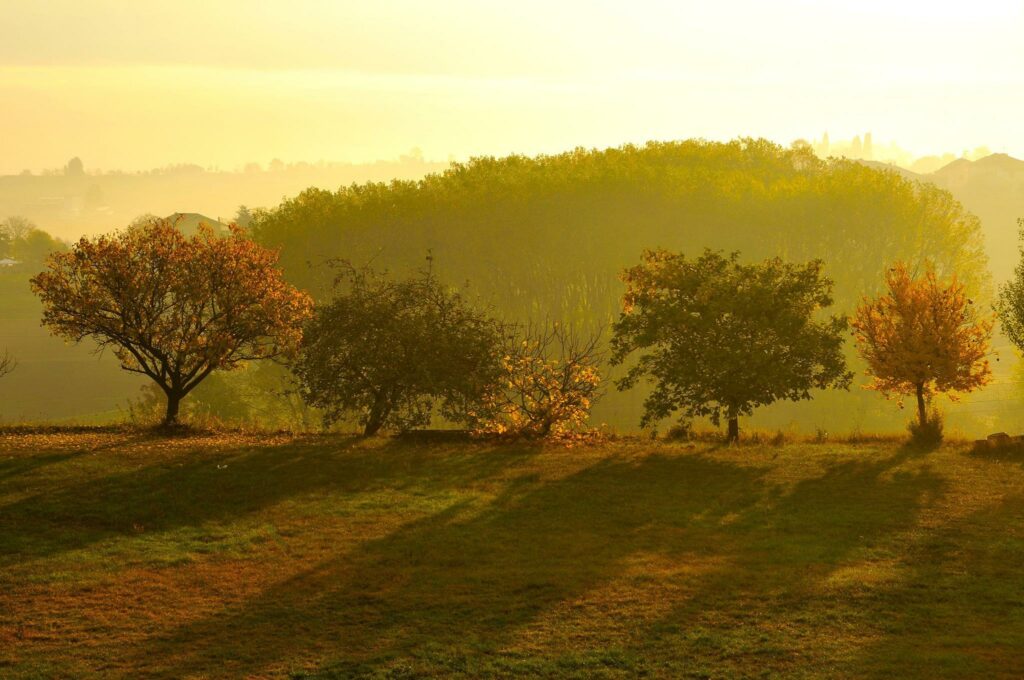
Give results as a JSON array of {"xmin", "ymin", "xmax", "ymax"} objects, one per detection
[{"xmin": 2, "ymin": 430, "xmax": 1024, "ymax": 678}]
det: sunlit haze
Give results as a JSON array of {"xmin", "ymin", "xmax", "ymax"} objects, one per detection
[{"xmin": 3, "ymin": 0, "xmax": 1023, "ymax": 173}]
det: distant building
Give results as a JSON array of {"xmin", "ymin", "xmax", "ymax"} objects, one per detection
[{"xmin": 165, "ymin": 213, "xmax": 232, "ymax": 237}]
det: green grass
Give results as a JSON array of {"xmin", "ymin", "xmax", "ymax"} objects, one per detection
[{"xmin": 3, "ymin": 430, "xmax": 1024, "ymax": 678}]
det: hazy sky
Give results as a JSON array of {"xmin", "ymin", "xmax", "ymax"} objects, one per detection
[{"xmin": 2, "ymin": 0, "xmax": 1022, "ymax": 173}]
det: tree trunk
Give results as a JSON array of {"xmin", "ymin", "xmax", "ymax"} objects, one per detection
[
  {"xmin": 916, "ymin": 383, "xmax": 927, "ymax": 427},
  {"xmin": 163, "ymin": 391, "xmax": 182, "ymax": 426},
  {"xmin": 726, "ymin": 415, "xmax": 739, "ymax": 443},
  {"xmin": 362, "ymin": 395, "xmax": 389, "ymax": 437}
]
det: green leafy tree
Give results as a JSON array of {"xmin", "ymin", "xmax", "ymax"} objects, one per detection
[
  {"xmin": 293, "ymin": 263, "xmax": 505, "ymax": 436},
  {"xmin": 997, "ymin": 220, "xmax": 1024, "ymax": 354},
  {"xmin": 611, "ymin": 249, "xmax": 852, "ymax": 441},
  {"xmin": 13, "ymin": 229, "xmax": 65, "ymax": 265}
]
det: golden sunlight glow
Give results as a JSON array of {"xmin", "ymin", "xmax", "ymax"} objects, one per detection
[{"xmin": 2, "ymin": 0, "xmax": 1023, "ymax": 171}]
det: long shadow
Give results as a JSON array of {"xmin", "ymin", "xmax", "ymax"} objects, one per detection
[
  {"xmin": 0, "ymin": 437, "xmax": 535, "ymax": 564},
  {"xmin": 130, "ymin": 451, "xmax": 766, "ymax": 677},
  {"xmin": 611, "ymin": 450, "xmax": 948, "ymax": 676},
  {"xmin": 0, "ymin": 450, "xmax": 86, "ymax": 483},
  {"xmin": 0, "ymin": 432, "xmax": 157, "ymax": 483},
  {"xmin": 846, "ymin": 493, "xmax": 1024, "ymax": 677}
]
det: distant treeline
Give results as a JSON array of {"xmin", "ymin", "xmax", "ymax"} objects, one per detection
[{"xmin": 251, "ymin": 139, "xmax": 990, "ymax": 432}]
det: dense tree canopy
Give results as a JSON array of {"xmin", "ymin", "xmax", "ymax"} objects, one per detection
[
  {"xmin": 30, "ymin": 218, "xmax": 312, "ymax": 425},
  {"xmin": 252, "ymin": 139, "xmax": 987, "ymax": 313},
  {"xmin": 249, "ymin": 139, "xmax": 987, "ymax": 431},
  {"xmin": 0, "ymin": 139, "xmax": 1000, "ymax": 434},
  {"xmin": 853, "ymin": 261, "xmax": 992, "ymax": 428},
  {"xmin": 611, "ymin": 249, "xmax": 852, "ymax": 440}
]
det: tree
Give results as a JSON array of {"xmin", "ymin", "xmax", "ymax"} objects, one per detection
[
  {"xmin": 611, "ymin": 249, "xmax": 852, "ymax": 442},
  {"xmin": 1, "ymin": 216, "xmax": 36, "ymax": 241},
  {"xmin": 234, "ymin": 205, "xmax": 254, "ymax": 230},
  {"xmin": 853, "ymin": 261, "xmax": 992, "ymax": 429},
  {"xmin": 30, "ymin": 218, "xmax": 312, "ymax": 425},
  {"xmin": 997, "ymin": 220, "xmax": 1024, "ymax": 352},
  {"xmin": 472, "ymin": 323, "xmax": 603, "ymax": 437},
  {"xmin": 65, "ymin": 157, "xmax": 84, "ymax": 177},
  {"xmin": 292, "ymin": 263, "xmax": 504, "ymax": 436},
  {"xmin": 13, "ymin": 229, "xmax": 65, "ymax": 264},
  {"xmin": 0, "ymin": 350, "xmax": 14, "ymax": 380}
]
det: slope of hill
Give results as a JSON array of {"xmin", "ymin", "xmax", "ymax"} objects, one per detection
[
  {"xmin": 860, "ymin": 153, "xmax": 1024, "ymax": 280},
  {"xmin": 926, "ymin": 154, "xmax": 1024, "ymax": 280},
  {"xmin": 4, "ymin": 431, "xmax": 1024, "ymax": 678}
]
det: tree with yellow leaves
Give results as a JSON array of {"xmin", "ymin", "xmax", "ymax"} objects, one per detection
[
  {"xmin": 852, "ymin": 261, "xmax": 992, "ymax": 432},
  {"xmin": 472, "ymin": 323, "xmax": 603, "ymax": 438}
]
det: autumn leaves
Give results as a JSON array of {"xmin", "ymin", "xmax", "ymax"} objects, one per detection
[
  {"xmin": 609, "ymin": 250, "xmax": 997, "ymax": 444},
  {"xmin": 30, "ymin": 218, "xmax": 313, "ymax": 426},
  {"xmin": 25, "ymin": 214, "xmax": 1006, "ymax": 442},
  {"xmin": 852, "ymin": 262, "xmax": 992, "ymax": 442}
]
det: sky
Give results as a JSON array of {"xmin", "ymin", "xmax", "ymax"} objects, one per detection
[{"xmin": 1, "ymin": 0, "xmax": 1022, "ymax": 173}]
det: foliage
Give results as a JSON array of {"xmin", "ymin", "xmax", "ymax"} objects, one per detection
[
  {"xmin": 292, "ymin": 263, "xmax": 505, "ymax": 436},
  {"xmin": 125, "ymin": 362, "xmax": 317, "ymax": 430},
  {"xmin": 611, "ymin": 249, "xmax": 852, "ymax": 440},
  {"xmin": 1, "ymin": 215, "xmax": 36, "ymax": 241},
  {"xmin": 250, "ymin": 139, "xmax": 988, "ymax": 432},
  {"xmin": 853, "ymin": 261, "xmax": 992, "ymax": 431},
  {"xmin": 0, "ymin": 217, "xmax": 65, "ymax": 263},
  {"xmin": 471, "ymin": 323, "xmax": 604, "ymax": 437},
  {"xmin": 996, "ymin": 219, "xmax": 1024, "ymax": 353},
  {"xmin": 252, "ymin": 139, "xmax": 988, "ymax": 313},
  {"xmin": 30, "ymin": 218, "xmax": 312, "ymax": 425}
]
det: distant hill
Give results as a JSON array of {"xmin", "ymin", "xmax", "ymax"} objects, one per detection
[
  {"xmin": 0, "ymin": 159, "xmax": 448, "ymax": 242},
  {"xmin": 858, "ymin": 154, "xmax": 1024, "ymax": 279}
]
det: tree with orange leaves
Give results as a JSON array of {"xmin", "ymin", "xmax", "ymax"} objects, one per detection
[
  {"xmin": 30, "ymin": 218, "xmax": 313, "ymax": 426},
  {"xmin": 852, "ymin": 261, "xmax": 992, "ymax": 431}
]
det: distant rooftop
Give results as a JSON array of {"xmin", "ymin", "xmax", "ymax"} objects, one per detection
[{"xmin": 165, "ymin": 212, "xmax": 231, "ymax": 237}]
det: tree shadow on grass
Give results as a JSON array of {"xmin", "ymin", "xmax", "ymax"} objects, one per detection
[
  {"xmin": 844, "ymin": 493, "xmax": 1024, "ymax": 678},
  {"xmin": 609, "ymin": 451, "xmax": 948, "ymax": 677},
  {"xmin": 0, "ymin": 437, "xmax": 536, "ymax": 565},
  {"xmin": 0, "ymin": 450, "xmax": 87, "ymax": 483},
  {"xmin": 128, "ymin": 452, "xmax": 770, "ymax": 677},
  {"xmin": 0, "ymin": 431, "xmax": 158, "ymax": 483},
  {"xmin": 131, "ymin": 446, "xmax": 946, "ymax": 679}
]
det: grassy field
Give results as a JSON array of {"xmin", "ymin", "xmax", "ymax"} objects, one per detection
[{"xmin": 2, "ymin": 430, "xmax": 1024, "ymax": 678}]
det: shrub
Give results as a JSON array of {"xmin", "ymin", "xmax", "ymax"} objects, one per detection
[
  {"xmin": 471, "ymin": 323, "xmax": 603, "ymax": 438},
  {"xmin": 907, "ymin": 408, "xmax": 944, "ymax": 448},
  {"xmin": 664, "ymin": 421, "xmax": 693, "ymax": 442}
]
